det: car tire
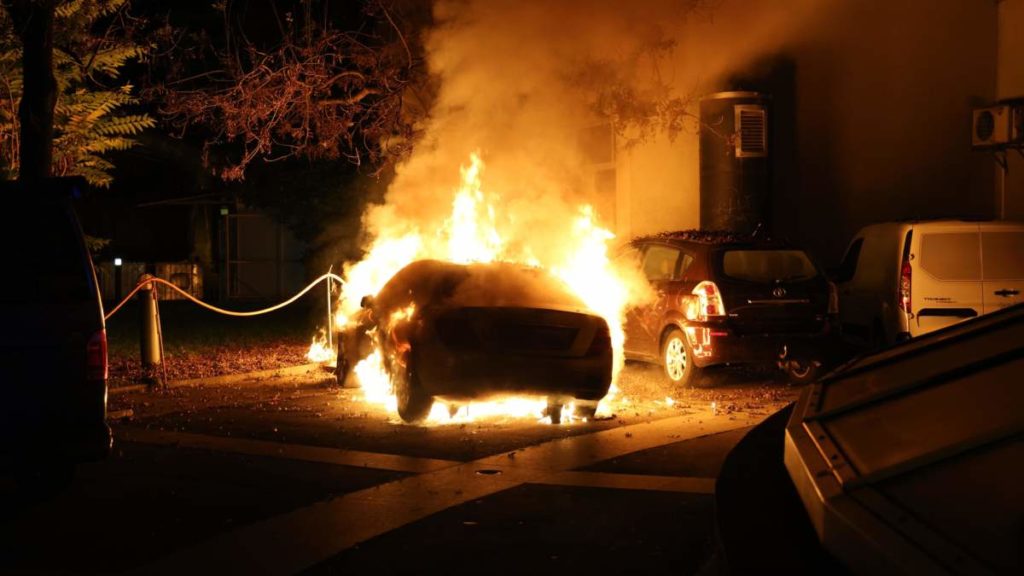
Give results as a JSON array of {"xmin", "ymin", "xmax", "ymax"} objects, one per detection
[
  {"xmin": 785, "ymin": 359, "xmax": 821, "ymax": 385},
  {"xmin": 662, "ymin": 328, "xmax": 701, "ymax": 387},
  {"xmin": 395, "ymin": 351, "xmax": 433, "ymax": 424}
]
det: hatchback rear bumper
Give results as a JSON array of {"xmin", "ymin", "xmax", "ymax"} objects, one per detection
[{"xmin": 685, "ymin": 321, "xmax": 840, "ymax": 368}]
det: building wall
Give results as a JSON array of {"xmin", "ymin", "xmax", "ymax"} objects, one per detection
[
  {"xmin": 997, "ymin": 0, "xmax": 1024, "ymax": 219},
  {"xmin": 616, "ymin": 0, "xmax": 998, "ymax": 264}
]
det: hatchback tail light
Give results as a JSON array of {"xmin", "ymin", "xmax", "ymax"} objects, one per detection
[
  {"xmin": 692, "ymin": 281, "xmax": 727, "ymax": 321},
  {"xmin": 87, "ymin": 329, "xmax": 108, "ymax": 381},
  {"xmin": 898, "ymin": 260, "xmax": 912, "ymax": 313},
  {"xmin": 586, "ymin": 321, "xmax": 612, "ymax": 356}
]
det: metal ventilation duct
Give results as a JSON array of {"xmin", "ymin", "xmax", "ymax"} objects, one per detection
[{"xmin": 699, "ymin": 91, "xmax": 771, "ymax": 234}]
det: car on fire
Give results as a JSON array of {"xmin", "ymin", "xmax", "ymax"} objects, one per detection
[
  {"xmin": 621, "ymin": 230, "xmax": 840, "ymax": 385},
  {"xmin": 336, "ymin": 259, "xmax": 613, "ymax": 423}
]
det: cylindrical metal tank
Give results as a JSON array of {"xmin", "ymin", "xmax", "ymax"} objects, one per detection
[{"xmin": 699, "ymin": 91, "xmax": 771, "ymax": 234}]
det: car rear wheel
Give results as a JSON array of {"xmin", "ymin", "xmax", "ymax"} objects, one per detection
[
  {"xmin": 662, "ymin": 328, "xmax": 700, "ymax": 387},
  {"xmin": 395, "ymin": 352, "xmax": 433, "ymax": 424}
]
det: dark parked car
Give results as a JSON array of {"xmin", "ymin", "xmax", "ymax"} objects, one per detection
[
  {"xmin": 337, "ymin": 259, "xmax": 613, "ymax": 423},
  {"xmin": 622, "ymin": 230, "xmax": 839, "ymax": 385},
  {"xmin": 1, "ymin": 179, "xmax": 111, "ymax": 489}
]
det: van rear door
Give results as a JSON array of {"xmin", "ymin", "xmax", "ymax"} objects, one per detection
[
  {"xmin": 981, "ymin": 226, "xmax": 1024, "ymax": 314},
  {"xmin": 911, "ymin": 223, "xmax": 983, "ymax": 335}
]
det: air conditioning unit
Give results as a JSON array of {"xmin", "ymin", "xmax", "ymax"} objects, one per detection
[
  {"xmin": 734, "ymin": 104, "xmax": 768, "ymax": 158},
  {"xmin": 972, "ymin": 103, "xmax": 1023, "ymax": 148}
]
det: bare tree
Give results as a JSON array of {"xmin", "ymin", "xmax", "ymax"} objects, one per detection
[{"xmin": 150, "ymin": 0, "xmax": 424, "ymax": 181}]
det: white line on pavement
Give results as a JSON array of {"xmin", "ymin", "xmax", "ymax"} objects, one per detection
[{"xmin": 119, "ymin": 427, "xmax": 460, "ymax": 474}]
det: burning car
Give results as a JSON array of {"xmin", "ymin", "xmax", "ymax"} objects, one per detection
[{"xmin": 337, "ymin": 259, "xmax": 614, "ymax": 423}]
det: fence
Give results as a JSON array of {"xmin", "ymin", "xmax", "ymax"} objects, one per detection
[{"xmin": 95, "ymin": 261, "xmax": 203, "ymax": 302}]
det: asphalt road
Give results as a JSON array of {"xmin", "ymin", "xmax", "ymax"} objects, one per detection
[{"xmin": 1, "ymin": 362, "xmax": 797, "ymax": 575}]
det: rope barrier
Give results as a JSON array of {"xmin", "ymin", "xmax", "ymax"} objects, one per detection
[{"xmin": 104, "ymin": 272, "xmax": 345, "ymax": 322}]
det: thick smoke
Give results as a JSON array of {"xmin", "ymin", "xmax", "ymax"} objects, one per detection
[
  {"xmin": 361, "ymin": 0, "xmax": 826, "ymax": 250},
  {"xmin": 338, "ymin": 0, "xmax": 830, "ymax": 316}
]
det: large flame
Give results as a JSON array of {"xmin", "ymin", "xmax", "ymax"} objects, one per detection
[{"xmin": 334, "ymin": 152, "xmax": 640, "ymax": 424}]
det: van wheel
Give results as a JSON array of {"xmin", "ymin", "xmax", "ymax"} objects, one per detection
[{"xmin": 662, "ymin": 329, "xmax": 701, "ymax": 387}]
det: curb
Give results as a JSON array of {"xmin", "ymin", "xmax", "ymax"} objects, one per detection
[{"xmin": 110, "ymin": 362, "xmax": 335, "ymax": 395}]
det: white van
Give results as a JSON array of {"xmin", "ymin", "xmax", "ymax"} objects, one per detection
[{"xmin": 835, "ymin": 220, "xmax": 1024, "ymax": 346}]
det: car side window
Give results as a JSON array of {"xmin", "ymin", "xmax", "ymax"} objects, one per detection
[
  {"xmin": 678, "ymin": 253, "xmax": 695, "ymax": 280},
  {"xmin": 642, "ymin": 245, "xmax": 681, "ymax": 281},
  {"xmin": 836, "ymin": 238, "xmax": 863, "ymax": 283}
]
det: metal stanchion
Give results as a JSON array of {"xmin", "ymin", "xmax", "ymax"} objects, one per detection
[{"xmin": 138, "ymin": 274, "xmax": 164, "ymax": 386}]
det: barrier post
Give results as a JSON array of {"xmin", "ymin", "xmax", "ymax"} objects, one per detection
[{"xmin": 138, "ymin": 274, "xmax": 163, "ymax": 384}]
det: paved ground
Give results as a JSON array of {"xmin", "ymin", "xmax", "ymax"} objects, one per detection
[{"xmin": 0, "ymin": 362, "xmax": 798, "ymax": 575}]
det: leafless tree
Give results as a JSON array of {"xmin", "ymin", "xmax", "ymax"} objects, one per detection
[{"xmin": 150, "ymin": 0, "xmax": 425, "ymax": 181}]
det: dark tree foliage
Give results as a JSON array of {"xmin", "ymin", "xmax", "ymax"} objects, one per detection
[{"xmin": 1, "ymin": 0, "xmax": 155, "ymax": 187}]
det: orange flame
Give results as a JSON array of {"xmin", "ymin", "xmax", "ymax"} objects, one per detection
[{"xmin": 336, "ymin": 152, "xmax": 640, "ymax": 424}]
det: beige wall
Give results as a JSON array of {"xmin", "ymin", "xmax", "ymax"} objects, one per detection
[
  {"xmin": 616, "ymin": 0, "xmax": 998, "ymax": 264},
  {"xmin": 998, "ymin": 0, "xmax": 1024, "ymax": 219},
  {"xmin": 616, "ymin": 130, "xmax": 701, "ymax": 238}
]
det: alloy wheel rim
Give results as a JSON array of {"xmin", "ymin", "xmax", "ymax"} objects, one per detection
[
  {"xmin": 790, "ymin": 361, "xmax": 811, "ymax": 379},
  {"xmin": 665, "ymin": 337, "xmax": 686, "ymax": 381}
]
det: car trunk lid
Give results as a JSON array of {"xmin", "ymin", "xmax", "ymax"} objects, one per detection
[{"xmin": 713, "ymin": 248, "xmax": 829, "ymax": 334}]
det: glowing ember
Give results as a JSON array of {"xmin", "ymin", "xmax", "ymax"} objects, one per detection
[{"xmin": 333, "ymin": 152, "xmax": 646, "ymax": 424}]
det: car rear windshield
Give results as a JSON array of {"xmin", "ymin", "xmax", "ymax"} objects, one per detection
[
  {"xmin": 721, "ymin": 249, "xmax": 819, "ymax": 283},
  {"xmin": 0, "ymin": 203, "xmax": 93, "ymax": 302}
]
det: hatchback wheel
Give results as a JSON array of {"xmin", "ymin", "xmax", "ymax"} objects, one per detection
[
  {"xmin": 785, "ymin": 358, "xmax": 821, "ymax": 385},
  {"xmin": 662, "ymin": 328, "xmax": 700, "ymax": 386}
]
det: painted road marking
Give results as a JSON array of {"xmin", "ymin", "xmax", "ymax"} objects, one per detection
[
  {"xmin": 140, "ymin": 409, "xmax": 762, "ymax": 575},
  {"xmin": 534, "ymin": 470, "xmax": 716, "ymax": 495},
  {"xmin": 118, "ymin": 427, "xmax": 459, "ymax": 474}
]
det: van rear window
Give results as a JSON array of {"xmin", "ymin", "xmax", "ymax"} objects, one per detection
[
  {"xmin": 721, "ymin": 250, "xmax": 818, "ymax": 283},
  {"xmin": 0, "ymin": 204, "xmax": 92, "ymax": 301},
  {"xmin": 920, "ymin": 233, "xmax": 980, "ymax": 281},
  {"xmin": 982, "ymin": 231, "xmax": 1024, "ymax": 279}
]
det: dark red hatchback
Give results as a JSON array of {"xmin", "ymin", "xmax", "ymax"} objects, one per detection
[{"xmin": 622, "ymin": 230, "xmax": 839, "ymax": 385}]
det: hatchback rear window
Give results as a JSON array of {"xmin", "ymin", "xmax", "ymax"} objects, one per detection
[{"xmin": 721, "ymin": 250, "xmax": 818, "ymax": 283}]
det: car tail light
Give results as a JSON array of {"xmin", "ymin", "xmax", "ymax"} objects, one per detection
[
  {"xmin": 586, "ymin": 321, "xmax": 612, "ymax": 356},
  {"xmin": 827, "ymin": 280, "xmax": 839, "ymax": 315},
  {"xmin": 692, "ymin": 281, "xmax": 726, "ymax": 321},
  {"xmin": 87, "ymin": 329, "xmax": 108, "ymax": 381},
  {"xmin": 898, "ymin": 260, "xmax": 912, "ymax": 313}
]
